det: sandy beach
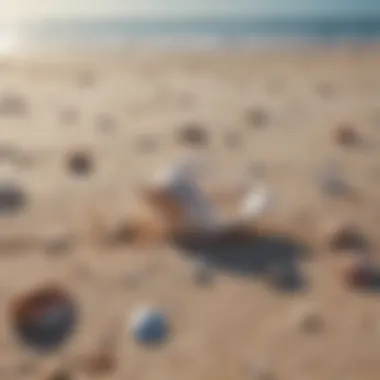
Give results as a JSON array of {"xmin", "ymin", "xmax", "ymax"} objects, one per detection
[{"xmin": 1, "ymin": 44, "xmax": 380, "ymax": 379}]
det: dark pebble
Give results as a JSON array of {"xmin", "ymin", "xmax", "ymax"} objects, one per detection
[
  {"xmin": 246, "ymin": 107, "xmax": 270, "ymax": 128},
  {"xmin": 177, "ymin": 122, "xmax": 209, "ymax": 147},
  {"xmin": 67, "ymin": 151, "xmax": 93, "ymax": 177},
  {"xmin": 339, "ymin": 255, "xmax": 375, "ymax": 289},
  {"xmin": 10, "ymin": 286, "xmax": 77, "ymax": 352},
  {"xmin": 298, "ymin": 310, "xmax": 324, "ymax": 334},
  {"xmin": 0, "ymin": 182, "xmax": 28, "ymax": 216},
  {"xmin": 334, "ymin": 123, "xmax": 360, "ymax": 147},
  {"xmin": 328, "ymin": 223, "xmax": 369, "ymax": 252}
]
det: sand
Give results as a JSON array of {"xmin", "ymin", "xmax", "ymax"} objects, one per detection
[{"xmin": 1, "ymin": 44, "xmax": 380, "ymax": 379}]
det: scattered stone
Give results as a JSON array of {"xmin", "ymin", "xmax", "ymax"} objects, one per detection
[
  {"xmin": 327, "ymin": 222, "xmax": 369, "ymax": 252},
  {"xmin": 246, "ymin": 107, "xmax": 270, "ymax": 128},
  {"xmin": 319, "ymin": 161, "xmax": 349, "ymax": 197},
  {"xmin": 10, "ymin": 285, "xmax": 77, "ymax": 351},
  {"xmin": 0, "ymin": 181, "xmax": 28, "ymax": 216},
  {"xmin": 192, "ymin": 261, "xmax": 214, "ymax": 286},
  {"xmin": 297, "ymin": 308, "xmax": 324, "ymax": 334},
  {"xmin": 223, "ymin": 130, "xmax": 241, "ymax": 149},
  {"xmin": 130, "ymin": 307, "xmax": 171, "ymax": 346},
  {"xmin": 67, "ymin": 151, "xmax": 93, "ymax": 177},
  {"xmin": 0, "ymin": 93, "xmax": 28, "ymax": 117},
  {"xmin": 177, "ymin": 122, "xmax": 209, "ymax": 147},
  {"xmin": 334, "ymin": 123, "xmax": 360, "ymax": 147}
]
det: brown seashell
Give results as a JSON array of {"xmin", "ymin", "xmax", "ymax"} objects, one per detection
[
  {"xmin": 10, "ymin": 285, "xmax": 77, "ymax": 351},
  {"xmin": 338, "ymin": 255, "xmax": 373, "ymax": 289}
]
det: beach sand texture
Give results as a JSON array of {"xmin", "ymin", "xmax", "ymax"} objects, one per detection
[{"xmin": 1, "ymin": 46, "xmax": 380, "ymax": 379}]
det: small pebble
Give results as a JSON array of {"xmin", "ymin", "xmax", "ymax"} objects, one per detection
[
  {"xmin": 177, "ymin": 122, "xmax": 209, "ymax": 146},
  {"xmin": 327, "ymin": 222, "xmax": 369, "ymax": 252},
  {"xmin": 320, "ymin": 162, "xmax": 349, "ymax": 197},
  {"xmin": 0, "ymin": 181, "xmax": 28, "ymax": 216},
  {"xmin": 130, "ymin": 307, "xmax": 171, "ymax": 345},
  {"xmin": 67, "ymin": 151, "xmax": 93, "ymax": 177},
  {"xmin": 334, "ymin": 123, "xmax": 360, "ymax": 147},
  {"xmin": 297, "ymin": 309, "xmax": 324, "ymax": 334},
  {"xmin": 246, "ymin": 107, "xmax": 270, "ymax": 128},
  {"xmin": 0, "ymin": 93, "xmax": 28, "ymax": 116}
]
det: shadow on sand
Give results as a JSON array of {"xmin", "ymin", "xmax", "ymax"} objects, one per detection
[{"xmin": 171, "ymin": 229, "xmax": 310, "ymax": 293}]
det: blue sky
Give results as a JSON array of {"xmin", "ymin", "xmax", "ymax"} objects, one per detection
[{"xmin": 1, "ymin": 0, "xmax": 380, "ymax": 19}]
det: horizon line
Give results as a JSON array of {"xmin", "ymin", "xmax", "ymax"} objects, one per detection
[{"xmin": 4, "ymin": 10, "xmax": 380, "ymax": 23}]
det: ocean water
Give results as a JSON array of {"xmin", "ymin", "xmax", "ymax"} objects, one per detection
[{"xmin": 2, "ymin": 15, "xmax": 380, "ymax": 52}]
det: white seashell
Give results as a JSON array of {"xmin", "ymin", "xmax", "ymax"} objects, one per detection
[
  {"xmin": 150, "ymin": 157, "xmax": 219, "ymax": 229},
  {"xmin": 240, "ymin": 184, "xmax": 271, "ymax": 220}
]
